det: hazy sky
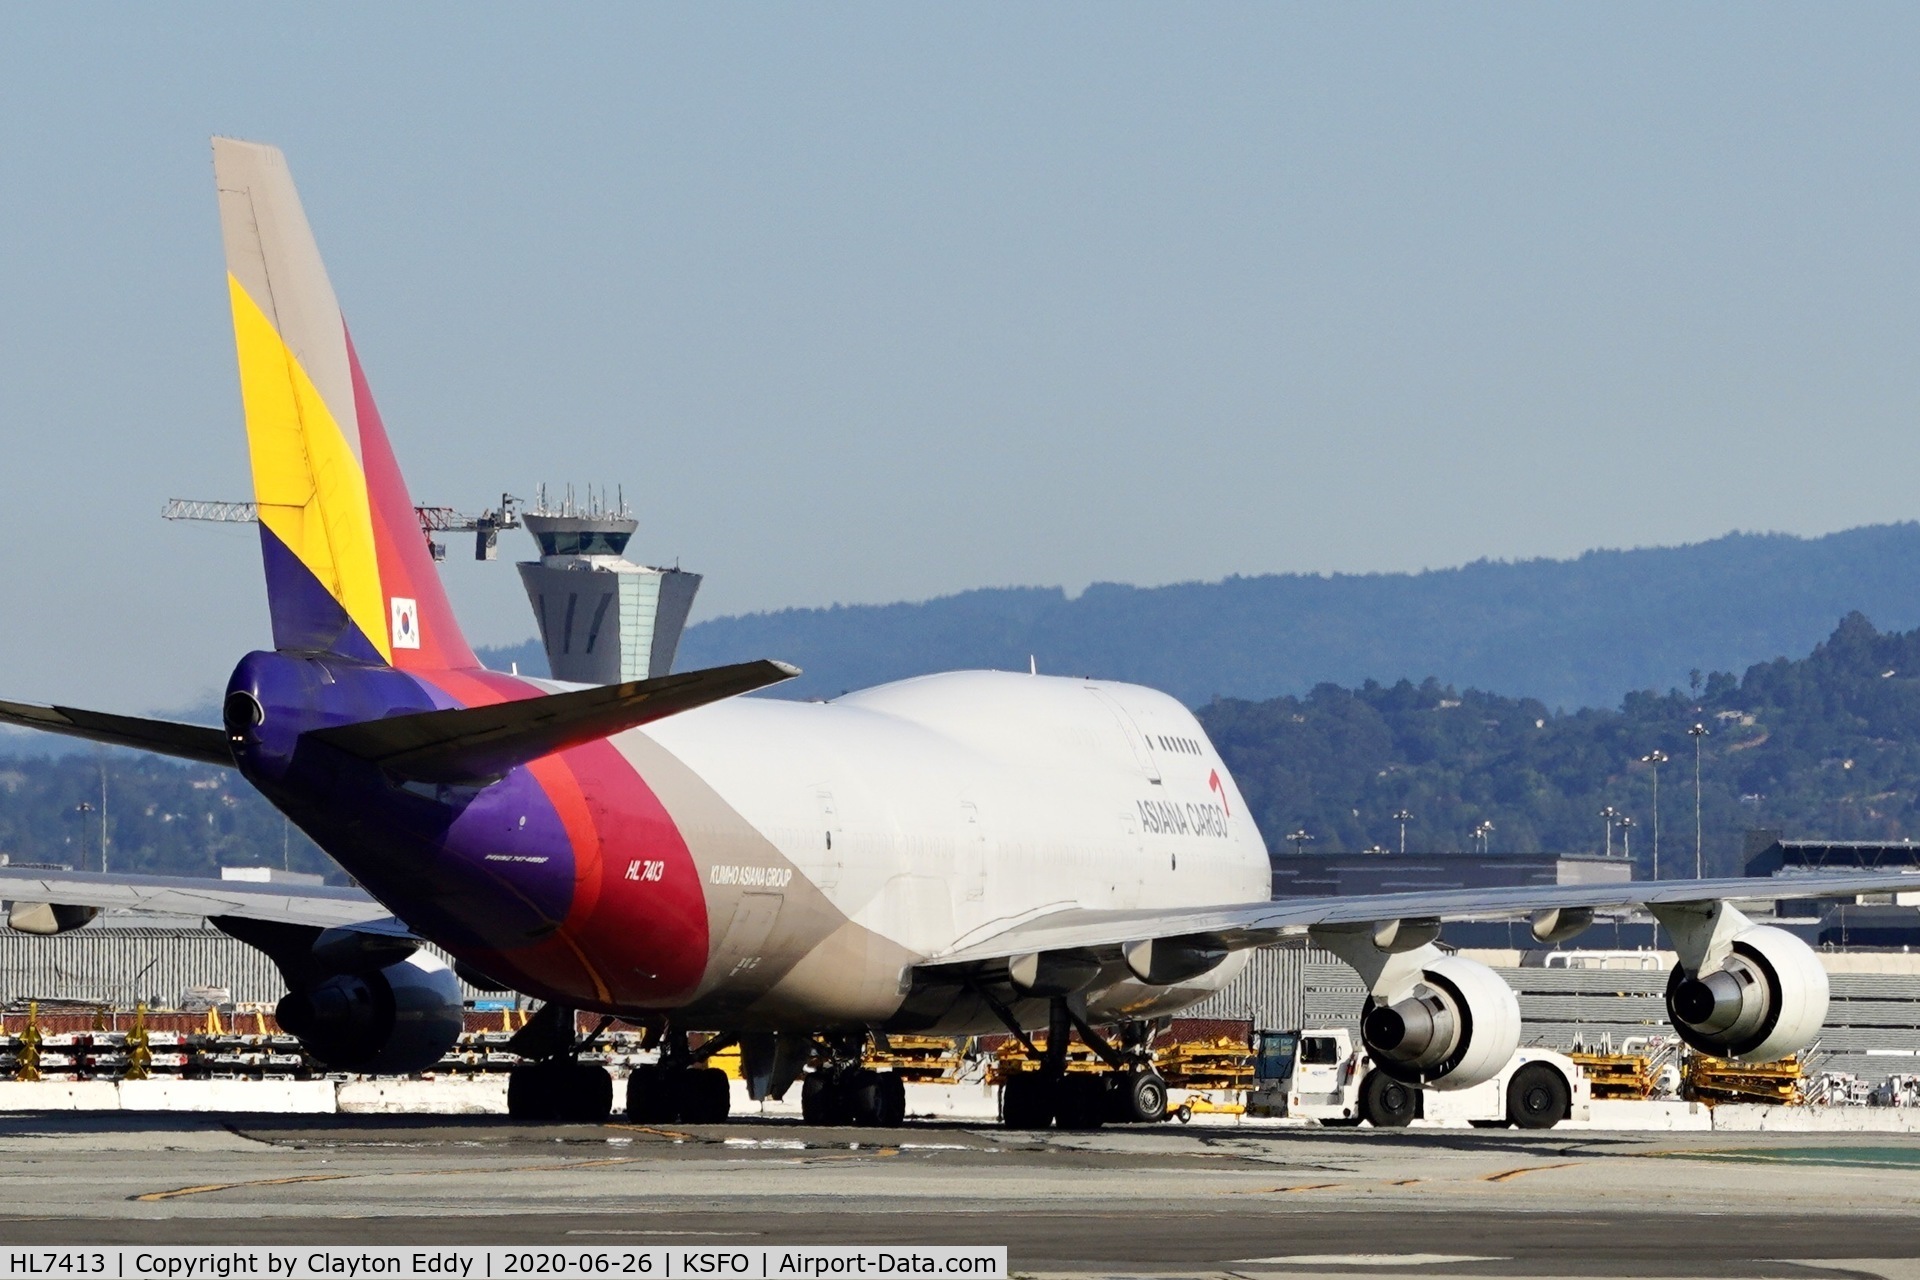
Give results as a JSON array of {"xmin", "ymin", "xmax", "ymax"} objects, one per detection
[{"xmin": 4, "ymin": 6, "xmax": 1919, "ymax": 713}]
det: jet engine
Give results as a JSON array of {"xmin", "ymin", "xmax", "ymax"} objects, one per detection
[
  {"xmin": 1360, "ymin": 954, "xmax": 1521, "ymax": 1090},
  {"xmin": 1664, "ymin": 924, "xmax": 1828, "ymax": 1063},
  {"xmin": 275, "ymin": 952, "xmax": 464, "ymax": 1074}
]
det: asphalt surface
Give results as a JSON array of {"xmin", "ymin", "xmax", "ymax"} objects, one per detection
[{"xmin": 3, "ymin": 1113, "xmax": 1920, "ymax": 1277}]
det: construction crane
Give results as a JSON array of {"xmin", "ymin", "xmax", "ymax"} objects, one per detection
[{"xmin": 164, "ymin": 494, "xmax": 523, "ymax": 561}]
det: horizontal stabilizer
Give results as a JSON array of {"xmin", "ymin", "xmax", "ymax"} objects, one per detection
[
  {"xmin": 0, "ymin": 699, "xmax": 232, "ymax": 768},
  {"xmin": 306, "ymin": 658, "xmax": 799, "ymax": 783}
]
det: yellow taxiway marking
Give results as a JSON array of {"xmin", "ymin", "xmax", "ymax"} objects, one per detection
[
  {"xmin": 603, "ymin": 1123, "xmax": 696, "ymax": 1142},
  {"xmin": 135, "ymin": 1173, "xmax": 351, "ymax": 1202},
  {"xmin": 1482, "ymin": 1162, "xmax": 1577, "ymax": 1183},
  {"xmin": 132, "ymin": 1156, "xmax": 645, "ymax": 1201}
]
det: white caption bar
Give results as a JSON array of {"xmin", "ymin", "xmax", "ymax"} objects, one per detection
[{"xmin": 1, "ymin": 1248, "xmax": 1008, "ymax": 1280}]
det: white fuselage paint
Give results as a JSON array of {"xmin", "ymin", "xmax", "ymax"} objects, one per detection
[{"xmin": 635, "ymin": 671, "xmax": 1271, "ymax": 1006}]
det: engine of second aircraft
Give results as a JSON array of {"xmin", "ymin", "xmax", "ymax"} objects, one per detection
[
  {"xmin": 275, "ymin": 952, "xmax": 466, "ymax": 1074},
  {"xmin": 1359, "ymin": 955, "xmax": 1521, "ymax": 1089}
]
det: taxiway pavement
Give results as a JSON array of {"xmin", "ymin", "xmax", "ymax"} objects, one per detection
[{"xmin": 3, "ymin": 1114, "xmax": 1919, "ymax": 1278}]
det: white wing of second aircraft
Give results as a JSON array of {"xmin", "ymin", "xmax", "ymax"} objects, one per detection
[
  {"xmin": 924, "ymin": 870, "xmax": 1920, "ymax": 968},
  {"xmin": 0, "ymin": 865, "xmax": 384, "ymax": 929}
]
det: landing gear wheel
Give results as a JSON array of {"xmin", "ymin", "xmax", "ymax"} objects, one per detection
[
  {"xmin": 510, "ymin": 1061, "xmax": 611, "ymax": 1123},
  {"xmin": 849, "ymin": 1070, "xmax": 906, "ymax": 1127},
  {"xmin": 1359, "ymin": 1069, "xmax": 1417, "ymax": 1128},
  {"xmin": 563, "ymin": 1062, "xmax": 614, "ymax": 1123},
  {"xmin": 625, "ymin": 1063, "xmax": 679, "ymax": 1124},
  {"xmin": 801, "ymin": 1070, "xmax": 848, "ymax": 1126},
  {"xmin": 1507, "ymin": 1063, "xmax": 1570, "ymax": 1130},
  {"xmin": 1111, "ymin": 1069, "xmax": 1168, "ymax": 1123},
  {"xmin": 1001, "ymin": 1074, "xmax": 1055, "ymax": 1129},
  {"xmin": 507, "ymin": 1061, "xmax": 562, "ymax": 1121},
  {"xmin": 680, "ymin": 1066, "xmax": 731, "ymax": 1124},
  {"xmin": 1052, "ymin": 1075, "xmax": 1107, "ymax": 1131}
]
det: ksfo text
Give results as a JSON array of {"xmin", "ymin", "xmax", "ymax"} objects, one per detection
[{"xmin": 8, "ymin": 1248, "xmax": 1005, "ymax": 1279}]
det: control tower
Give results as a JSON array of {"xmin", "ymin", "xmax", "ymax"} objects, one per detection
[{"xmin": 517, "ymin": 486, "xmax": 702, "ymax": 683}]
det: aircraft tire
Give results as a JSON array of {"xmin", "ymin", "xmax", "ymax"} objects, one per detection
[
  {"xmin": 801, "ymin": 1070, "xmax": 850, "ymax": 1125},
  {"xmin": 1359, "ymin": 1069, "xmax": 1418, "ymax": 1128},
  {"xmin": 1507, "ymin": 1063, "xmax": 1570, "ymax": 1130},
  {"xmin": 626, "ymin": 1063, "xmax": 680, "ymax": 1125},
  {"xmin": 1112, "ymin": 1069, "xmax": 1169, "ymax": 1123},
  {"xmin": 564, "ymin": 1063, "xmax": 614, "ymax": 1124},
  {"xmin": 1053, "ymin": 1075, "xmax": 1107, "ymax": 1131},
  {"xmin": 681, "ymin": 1066, "xmax": 731, "ymax": 1124},
  {"xmin": 849, "ymin": 1070, "xmax": 906, "ymax": 1127},
  {"xmin": 1001, "ymin": 1074, "xmax": 1054, "ymax": 1129},
  {"xmin": 507, "ymin": 1062, "xmax": 562, "ymax": 1122}
]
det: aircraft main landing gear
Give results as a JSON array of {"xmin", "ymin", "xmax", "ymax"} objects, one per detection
[
  {"xmin": 991, "ymin": 1000, "xmax": 1169, "ymax": 1131},
  {"xmin": 799, "ymin": 1035, "xmax": 907, "ymax": 1127},
  {"xmin": 505, "ymin": 1003, "xmax": 616, "ymax": 1123},
  {"xmin": 625, "ymin": 1027, "xmax": 735, "ymax": 1125}
]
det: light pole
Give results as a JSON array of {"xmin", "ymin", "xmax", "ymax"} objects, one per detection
[
  {"xmin": 1392, "ymin": 809, "xmax": 1414, "ymax": 855},
  {"xmin": 1641, "ymin": 750, "xmax": 1668, "ymax": 879},
  {"xmin": 1599, "ymin": 805, "xmax": 1618, "ymax": 858},
  {"xmin": 98, "ymin": 760, "xmax": 109, "ymax": 874},
  {"xmin": 1473, "ymin": 819, "xmax": 1495, "ymax": 854},
  {"xmin": 72, "ymin": 800, "xmax": 94, "ymax": 871},
  {"xmin": 1287, "ymin": 829, "xmax": 1314, "ymax": 856},
  {"xmin": 1688, "ymin": 723, "xmax": 1708, "ymax": 879},
  {"xmin": 1618, "ymin": 814, "xmax": 1635, "ymax": 866}
]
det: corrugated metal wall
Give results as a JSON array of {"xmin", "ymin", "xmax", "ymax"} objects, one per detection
[
  {"xmin": 0, "ymin": 928, "xmax": 482, "ymax": 1008},
  {"xmin": 0, "ymin": 928, "xmax": 284, "ymax": 1006},
  {"xmin": 1185, "ymin": 947, "xmax": 1313, "ymax": 1027}
]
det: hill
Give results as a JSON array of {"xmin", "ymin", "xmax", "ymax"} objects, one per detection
[
  {"xmin": 1200, "ymin": 612, "xmax": 1920, "ymax": 878},
  {"xmin": 653, "ymin": 524, "xmax": 1920, "ymax": 711},
  {"xmin": 3, "ymin": 613, "xmax": 1918, "ymax": 881}
]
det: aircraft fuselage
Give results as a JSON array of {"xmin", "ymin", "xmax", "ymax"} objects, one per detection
[{"xmin": 229, "ymin": 655, "xmax": 1270, "ymax": 1034}]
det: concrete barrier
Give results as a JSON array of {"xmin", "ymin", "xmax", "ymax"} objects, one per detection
[
  {"xmin": 0, "ymin": 1080, "xmax": 119, "ymax": 1111},
  {"xmin": 118, "ymin": 1079, "xmax": 336, "ymax": 1113},
  {"xmin": 3, "ymin": 1076, "xmax": 1920, "ymax": 1132},
  {"xmin": 1576, "ymin": 1099, "xmax": 1711, "ymax": 1131},
  {"xmin": 337, "ymin": 1077, "xmax": 506, "ymax": 1115},
  {"xmin": 1712, "ymin": 1104, "xmax": 1920, "ymax": 1132}
]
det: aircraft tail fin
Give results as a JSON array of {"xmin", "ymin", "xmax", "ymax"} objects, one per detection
[
  {"xmin": 213, "ymin": 137, "xmax": 475, "ymax": 670},
  {"xmin": 305, "ymin": 659, "xmax": 798, "ymax": 783}
]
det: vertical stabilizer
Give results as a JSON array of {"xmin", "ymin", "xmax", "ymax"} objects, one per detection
[{"xmin": 213, "ymin": 137, "xmax": 476, "ymax": 670}]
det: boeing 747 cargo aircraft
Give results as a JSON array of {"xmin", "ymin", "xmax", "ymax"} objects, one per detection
[{"xmin": 0, "ymin": 139, "xmax": 1908, "ymax": 1129}]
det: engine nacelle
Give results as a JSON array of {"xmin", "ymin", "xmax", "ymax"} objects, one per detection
[
  {"xmin": 1361, "ymin": 954, "xmax": 1520, "ymax": 1090},
  {"xmin": 276, "ymin": 952, "xmax": 464, "ymax": 1074},
  {"xmin": 1665, "ymin": 924, "xmax": 1828, "ymax": 1063}
]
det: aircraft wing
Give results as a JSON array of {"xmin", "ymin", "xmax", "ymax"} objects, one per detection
[
  {"xmin": 0, "ymin": 866, "xmax": 384, "ymax": 929},
  {"xmin": 926, "ymin": 870, "xmax": 1920, "ymax": 968}
]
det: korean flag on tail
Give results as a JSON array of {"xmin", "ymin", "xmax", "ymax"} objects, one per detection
[{"xmin": 390, "ymin": 597, "xmax": 421, "ymax": 650}]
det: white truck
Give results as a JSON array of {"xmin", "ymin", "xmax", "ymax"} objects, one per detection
[{"xmin": 1248, "ymin": 1027, "xmax": 1591, "ymax": 1129}]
